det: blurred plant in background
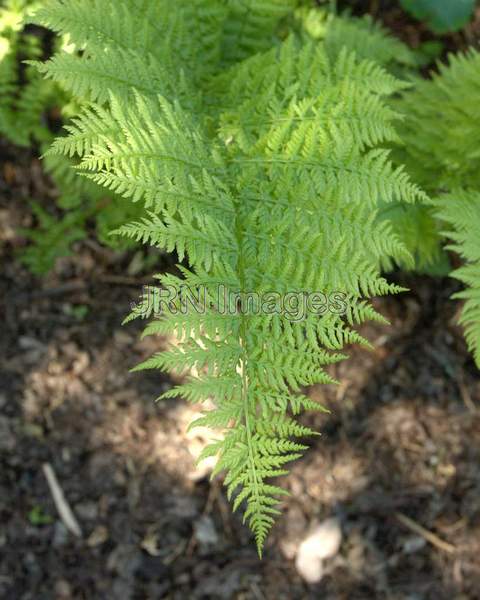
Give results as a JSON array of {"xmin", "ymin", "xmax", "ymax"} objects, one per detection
[
  {"xmin": 400, "ymin": 0, "xmax": 476, "ymax": 34},
  {"xmin": 0, "ymin": 0, "xmax": 144, "ymax": 274}
]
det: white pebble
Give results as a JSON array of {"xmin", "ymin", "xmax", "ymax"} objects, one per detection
[
  {"xmin": 295, "ymin": 517, "xmax": 342, "ymax": 583},
  {"xmin": 295, "ymin": 552, "xmax": 324, "ymax": 584}
]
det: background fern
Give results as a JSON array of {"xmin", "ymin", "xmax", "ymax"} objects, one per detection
[
  {"xmin": 0, "ymin": 0, "xmax": 53, "ymax": 146},
  {"xmin": 397, "ymin": 49, "xmax": 480, "ymax": 367},
  {"xmin": 398, "ymin": 50, "xmax": 480, "ymax": 192},
  {"xmin": 295, "ymin": 6, "xmax": 416, "ymax": 72},
  {"xmin": 435, "ymin": 190, "xmax": 480, "ymax": 367},
  {"xmin": 0, "ymin": 0, "xmax": 146, "ymax": 273}
]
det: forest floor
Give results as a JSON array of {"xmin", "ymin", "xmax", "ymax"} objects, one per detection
[
  {"xmin": 2, "ymin": 127, "xmax": 480, "ymax": 600},
  {"xmin": 2, "ymin": 4, "xmax": 480, "ymax": 600}
]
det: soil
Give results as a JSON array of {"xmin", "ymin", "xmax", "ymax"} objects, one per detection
[{"xmin": 2, "ymin": 6, "xmax": 480, "ymax": 600}]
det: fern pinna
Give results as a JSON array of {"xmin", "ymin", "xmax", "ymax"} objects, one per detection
[{"xmin": 33, "ymin": 0, "xmax": 427, "ymax": 554}]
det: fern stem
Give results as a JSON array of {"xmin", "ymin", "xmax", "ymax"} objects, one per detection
[{"xmin": 234, "ymin": 199, "xmax": 262, "ymax": 556}]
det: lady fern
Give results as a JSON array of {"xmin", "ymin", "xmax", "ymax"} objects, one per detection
[
  {"xmin": 398, "ymin": 50, "xmax": 480, "ymax": 192},
  {"xmin": 0, "ymin": 0, "xmax": 55, "ymax": 146},
  {"xmin": 33, "ymin": 0, "xmax": 427, "ymax": 554},
  {"xmin": 295, "ymin": 6, "xmax": 416, "ymax": 72},
  {"xmin": 0, "ymin": 0, "xmax": 146, "ymax": 272},
  {"xmin": 435, "ymin": 190, "xmax": 480, "ymax": 366},
  {"xmin": 398, "ymin": 50, "xmax": 480, "ymax": 367}
]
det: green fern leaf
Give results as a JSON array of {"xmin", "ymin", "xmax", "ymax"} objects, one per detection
[{"xmin": 33, "ymin": 0, "xmax": 429, "ymax": 554}]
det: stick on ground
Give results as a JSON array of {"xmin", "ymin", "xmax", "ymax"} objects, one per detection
[{"xmin": 42, "ymin": 463, "xmax": 83, "ymax": 538}]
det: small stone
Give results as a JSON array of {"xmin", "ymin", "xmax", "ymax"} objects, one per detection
[
  {"xmin": 112, "ymin": 578, "xmax": 134, "ymax": 600},
  {"xmin": 295, "ymin": 553, "xmax": 324, "ymax": 584},
  {"xmin": 113, "ymin": 469, "xmax": 127, "ymax": 487},
  {"xmin": 295, "ymin": 517, "xmax": 342, "ymax": 584},
  {"xmin": 0, "ymin": 417, "xmax": 15, "ymax": 452},
  {"xmin": 19, "ymin": 336, "xmax": 43, "ymax": 350},
  {"xmin": 87, "ymin": 525, "xmax": 109, "ymax": 548},
  {"xmin": 72, "ymin": 352, "xmax": 90, "ymax": 375},
  {"xmin": 300, "ymin": 517, "xmax": 342, "ymax": 560},
  {"xmin": 107, "ymin": 544, "xmax": 141, "ymax": 577},
  {"xmin": 24, "ymin": 551, "xmax": 42, "ymax": 580},
  {"xmin": 195, "ymin": 569, "xmax": 242, "ymax": 599},
  {"xmin": 402, "ymin": 535, "xmax": 427, "ymax": 554},
  {"xmin": 22, "ymin": 423, "xmax": 44, "ymax": 439},
  {"xmin": 75, "ymin": 501, "xmax": 98, "ymax": 521},
  {"xmin": 62, "ymin": 342, "xmax": 79, "ymax": 358},
  {"xmin": 52, "ymin": 522, "xmax": 69, "ymax": 547},
  {"xmin": 114, "ymin": 330, "xmax": 134, "ymax": 347},
  {"xmin": 54, "ymin": 579, "xmax": 72, "ymax": 599},
  {"xmin": 175, "ymin": 573, "xmax": 190, "ymax": 586},
  {"xmin": 140, "ymin": 531, "xmax": 160, "ymax": 557},
  {"xmin": 194, "ymin": 515, "xmax": 219, "ymax": 549},
  {"xmin": 169, "ymin": 495, "xmax": 198, "ymax": 519}
]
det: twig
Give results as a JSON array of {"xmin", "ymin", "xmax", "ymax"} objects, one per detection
[
  {"xmin": 457, "ymin": 373, "xmax": 476, "ymax": 413},
  {"xmin": 185, "ymin": 482, "xmax": 221, "ymax": 557},
  {"xmin": 163, "ymin": 540, "xmax": 187, "ymax": 566},
  {"xmin": 20, "ymin": 281, "xmax": 87, "ymax": 300},
  {"xmin": 395, "ymin": 512, "xmax": 455, "ymax": 554},
  {"xmin": 216, "ymin": 488, "xmax": 234, "ymax": 538},
  {"xmin": 42, "ymin": 463, "xmax": 82, "ymax": 538},
  {"xmin": 203, "ymin": 480, "xmax": 219, "ymax": 516},
  {"xmin": 250, "ymin": 581, "xmax": 266, "ymax": 600},
  {"xmin": 98, "ymin": 274, "xmax": 153, "ymax": 286}
]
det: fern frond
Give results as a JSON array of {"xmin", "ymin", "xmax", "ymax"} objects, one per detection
[
  {"xmin": 34, "ymin": 1, "xmax": 429, "ymax": 554},
  {"xmin": 396, "ymin": 48, "xmax": 480, "ymax": 356},
  {"xmin": 434, "ymin": 190, "xmax": 480, "ymax": 367},
  {"xmin": 376, "ymin": 202, "xmax": 445, "ymax": 272},
  {"xmin": 296, "ymin": 7, "xmax": 415, "ymax": 71},
  {"xmin": 221, "ymin": 0, "xmax": 298, "ymax": 64},
  {"xmin": 0, "ymin": 10, "xmax": 54, "ymax": 146},
  {"xmin": 396, "ymin": 49, "xmax": 480, "ymax": 192},
  {"xmin": 34, "ymin": 0, "xmax": 227, "ymax": 73}
]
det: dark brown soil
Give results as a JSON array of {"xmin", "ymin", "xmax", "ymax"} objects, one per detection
[{"xmin": 339, "ymin": 0, "xmax": 480, "ymax": 55}]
